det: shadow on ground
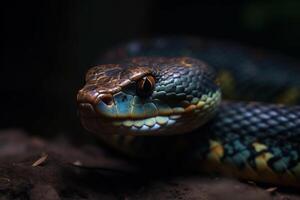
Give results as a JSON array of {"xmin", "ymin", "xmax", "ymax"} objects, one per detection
[{"xmin": 0, "ymin": 130, "xmax": 299, "ymax": 200}]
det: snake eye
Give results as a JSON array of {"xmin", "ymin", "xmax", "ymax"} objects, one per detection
[{"xmin": 136, "ymin": 75, "xmax": 155, "ymax": 98}]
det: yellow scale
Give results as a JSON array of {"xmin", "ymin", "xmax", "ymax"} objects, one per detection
[{"xmin": 201, "ymin": 140, "xmax": 299, "ymax": 186}]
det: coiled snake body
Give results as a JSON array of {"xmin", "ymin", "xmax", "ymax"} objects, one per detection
[{"xmin": 77, "ymin": 38, "xmax": 300, "ymax": 187}]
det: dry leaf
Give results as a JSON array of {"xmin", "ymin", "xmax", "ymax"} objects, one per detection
[
  {"xmin": 247, "ymin": 181, "xmax": 257, "ymax": 186},
  {"xmin": 32, "ymin": 153, "xmax": 48, "ymax": 167},
  {"xmin": 73, "ymin": 160, "xmax": 82, "ymax": 166},
  {"xmin": 266, "ymin": 187, "xmax": 277, "ymax": 193}
]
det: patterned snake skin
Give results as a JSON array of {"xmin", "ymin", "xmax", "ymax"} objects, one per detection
[{"xmin": 77, "ymin": 38, "xmax": 300, "ymax": 187}]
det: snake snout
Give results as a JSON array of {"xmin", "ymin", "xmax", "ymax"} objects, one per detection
[{"xmin": 77, "ymin": 88, "xmax": 116, "ymax": 118}]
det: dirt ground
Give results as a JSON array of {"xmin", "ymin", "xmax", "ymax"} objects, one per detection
[{"xmin": 0, "ymin": 130, "xmax": 299, "ymax": 200}]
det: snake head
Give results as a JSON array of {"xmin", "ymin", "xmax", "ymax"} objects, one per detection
[{"xmin": 77, "ymin": 57, "xmax": 221, "ymax": 136}]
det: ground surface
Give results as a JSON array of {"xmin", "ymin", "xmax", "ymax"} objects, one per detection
[{"xmin": 0, "ymin": 130, "xmax": 299, "ymax": 200}]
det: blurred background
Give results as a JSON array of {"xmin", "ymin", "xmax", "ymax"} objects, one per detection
[{"xmin": 2, "ymin": 0, "xmax": 300, "ymax": 139}]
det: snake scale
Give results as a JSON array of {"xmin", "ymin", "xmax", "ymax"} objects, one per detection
[{"xmin": 77, "ymin": 37, "xmax": 300, "ymax": 187}]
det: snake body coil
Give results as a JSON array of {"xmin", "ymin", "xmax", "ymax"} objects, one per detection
[{"xmin": 77, "ymin": 38, "xmax": 300, "ymax": 187}]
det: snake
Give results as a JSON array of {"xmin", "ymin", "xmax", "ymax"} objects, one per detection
[{"xmin": 77, "ymin": 37, "xmax": 300, "ymax": 187}]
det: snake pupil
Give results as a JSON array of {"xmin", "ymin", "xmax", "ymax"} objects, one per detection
[{"xmin": 136, "ymin": 75, "xmax": 155, "ymax": 98}]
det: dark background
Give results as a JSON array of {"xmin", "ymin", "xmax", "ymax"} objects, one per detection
[{"xmin": 2, "ymin": 0, "xmax": 300, "ymax": 138}]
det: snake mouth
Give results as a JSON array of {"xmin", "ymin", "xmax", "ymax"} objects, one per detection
[
  {"xmin": 78, "ymin": 102, "xmax": 182, "ymax": 134},
  {"xmin": 78, "ymin": 90, "xmax": 221, "ymax": 135},
  {"xmin": 79, "ymin": 89, "xmax": 221, "ymax": 119}
]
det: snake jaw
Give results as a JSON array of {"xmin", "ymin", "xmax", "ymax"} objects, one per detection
[{"xmin": 78, "ymin": 89, "xmax": 221, "ymax": 136}]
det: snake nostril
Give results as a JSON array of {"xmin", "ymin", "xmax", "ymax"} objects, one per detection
[{"xmin": 99, "ymin": 94, "xmax": 114, "ymax": 106}]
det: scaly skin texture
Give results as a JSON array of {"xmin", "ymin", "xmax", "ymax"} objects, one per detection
[
  {"xmin": 195, "ymin": 102, "xmax": 300, "ymax": 186},
  {"xmin": 77, "ymin": 38, "xmax": 300, "ymax": 187}
]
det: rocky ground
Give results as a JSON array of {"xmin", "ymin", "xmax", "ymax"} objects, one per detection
[{"xmin": 0, "ymin": 130, "xmax": 299, "ymax": 200}]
